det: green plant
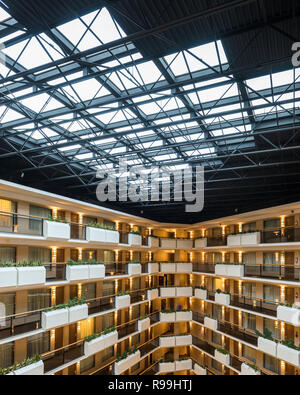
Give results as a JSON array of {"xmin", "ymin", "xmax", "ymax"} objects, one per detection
[
  {"xmin": 85, "ymin": 326, "xmax": 116, "ymax": 343},
  {"xmin": 281, "ymin": 339, "xmax": 300, "ymax": 351},
  {"xmin": 195, "ymin": 285, "xmax": 207, "ymax": 290},
  {"xmin": 129, "ymin": 260, "xmax": 140, "ymax": 264},
  {"xmin": 280, "ymin": 302, "xmax": 293, "ymax": 308},
  {"xmin": 44, "ymin": 297, "xmax": 86, "ymax": 313},
  {"xmin": 0, "ymin": 261, "xmax": 15, "ymax": 268},
  {"xmin": 162, "ymin": 309, "xmax": 175, "ymax": 314},
  {"xmin": 255, "ymin": 327, "xmax": 274, "ymax": 341},
  {"xmin": 245, "ymin": 362, "xmax": 260, "ymax": 372},
  {"xmin": 116, "ymin": 290, "xmax": 130, "ymax": 297},
  {"xmin": 116, "ymin": 345, "xmax": 138, "ymax": 362},
  {"xmin": 216, "ymin": 347, "xmax": 229, "ymax": 355},
  {"xmin": 67, "ymin": 297, "xmax": 86, "ymax": 308},
  {"xmin": 0, "ymin": 354, "xmax": 40, "ymax": 375},
  {"xmin": 216, "ymin": 289, "xmax": 230, "ymax": 295},
  {"xmin": 129, "ymin": 231, "xmax": 141, "ymax": 235},
  {"xmin": 16, "ymin": 260, "xmax": 43, "ymax": 267},
  {"xmin": 47, "ymin": 214, "xmax": 68, "ymax": 224},
  {"xmin": 88, "ymin": 222, "xmax": 116, "ymax": 231}
]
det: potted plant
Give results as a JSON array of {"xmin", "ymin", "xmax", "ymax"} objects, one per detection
[{"xmin": 84, "ymin": 326, "xmax": 118, "ymax": 357}]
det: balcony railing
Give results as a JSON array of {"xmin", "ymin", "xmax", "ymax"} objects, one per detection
[
  {"xmin": 244, "ymin": 264, "xmax": 300, "ymax": 282},
  {"xmin": 45, "ymin": 264, "xmax": 67, "ymax": 282},
  {"xmin": 261, "ymin": 227, "xmax": 300, "ymax": 243},
  {"xmin": 230, "ymin": 294, "xmax": 277, "ymax": 317},
  {"xmin": 217, "ymin": 321, "xmax": 258, "ymax": 346},
  {"xmin": 193, "ymin": 263, "xmax": 215, "ymax": 274},
  {"xmin": 207, "ymin": 236, "xmax": 227, "ymax": 247},
  {"xmin": 70, "ymin": 224, "xmax": 86, "ymax": 240},
  {"xmin": 43, "ymin": 342, "xmax": 84, "ymax": 373},
  {"xmin": 0, "ymin": 310, "xmax": 42, "ymax": 340},
  {"xmin": 0, "ymin": 212, "xmax": 43, "ymax": 236}
]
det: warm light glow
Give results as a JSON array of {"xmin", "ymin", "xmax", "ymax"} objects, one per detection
[
  {"xmin": 281, "ymin": 286, "xmax": 285, "ymax": 302},
  {"xmin": 78, "ymin": 248, "xmax": 82, "ymax": 260},
  {"xmin": 221, "ymin": 225, "xmax": 226, "ymax": 236},
  {"xmin": 280, "ymin": 253, "xmax": 285, "ymax": 266},
  {"xmin": 221, "ymin": 252, "xmax": 225, "ymax": 263},
  {"xmin": 51, "ymin": 287, "xmax": 56, "ymax": 305},
  {"xmin": 115, "ymin": 250, "xmax": 119, "ymax": 261},
  {"xmin": 115, "ymin": 221, "xmax": 119, "ymax": 230},
  {"xmin": 238, "ymin": 223, "xmax": 243, "ymax": 233},
  {"xmin": 52, "ymin": 208, "xmax": 58, "ymax": 219},
  {"xmin": 52, "ymin": 247, "xmax": 57, "ymax": 264},
  {"xmin": 238, "ymin": 281, "xmax": 243, "ymax": 294},
  {"xmin": 201, "ymin": 228, "xmax": 206, "ymax": 238},
  {"xmin": 280, "ymin": 216, "xmax": 285, "ymax": 228},
  {"xmin": 238, "ymin": 251, "xmax": 243, "ymax": 264},
  {"xmin": 79, "ymin": 213, "xmax": 83, "ymax": 225},
  {"xmin": 130, "ymin": 251, "xmax": 133, "ymax": 261},
  {"xmin": 89, "ymin": 251, "xmax": 93, "ymax": 260},
  {"xmin": 78, "ymin": 283, "xmax": 82, "ymax": 298}
]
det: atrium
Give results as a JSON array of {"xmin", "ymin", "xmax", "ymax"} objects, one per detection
[{"xmin": 0, "ymin": 0, "xmax": 299, "ymax": 379}]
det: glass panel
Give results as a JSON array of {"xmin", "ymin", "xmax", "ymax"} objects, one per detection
[
  {"xmin": 242, "ymin": 345, "xmax": 256, "ymax": 363},
  {"xmin": 80, "ymin": 355, "xmax": 95, "ymax": 373},
  {"xmin": 243, "ymin": 252, "xmax": 256, "ymax": 264},
  {"xmin": 29, "ymin": 247, "xmax": 51, "ymax": 263},
  {"xmin": 264, "ymin": 354, "xmax": 280, "ymax": 374},
  {"xmin": 242, "ymin": 283, "xmax": 256, "ymax": 298},
  {"xmin": 212, "ymin": 304, "xmax": 222, "ymax": 320},
  {"xmin": 102, "ymin": 282, "xmax": 114, "ymax": 297},
  {"xmin": 27, "ymin": 332, "xmax": 50, "ymax": 357},
  {"xmin": 263, "ymin": 253, "xmax": 280, "ymax": 272},
  {"xmin": 0, "ymin": 342, "xmax": 14, "ymax": 368},
  {"xmin": 212, "ymin": 332, "xmax": 222, "ymax": 346},
  {"xmin": 242, "ymin": 312, "xmax": 256, "ymax": 331},
  {"xmin": 263, "ymin": 285, "xmax": 280, "ymax": 304},
  {"xmin": 0, "ymin": 293, "xmax": 15, "ymax": 317},
  {"xmin": 0, "ymin": 247, "xmax": 16, "ymax": 263},
  {"xmin": 28, "ymin": 289, "xmax": 51, "ymax": 311},
  {"xmin": 83, "ymin": 250, "xmax": 96, "ymax": 262},
  {"xmin": 263, "ymin": 318, "xmax": 281, "ymax": 340},
  {"xmin": 242, "ymin": 222, "xmax": 257, "ymax": 232},
  {"xmin": 82, "ymin": 283, "xmax": 96, "ymax": 300},
  {"xmin": 264, "ymin": 219, "xmax": 280, "ymax": 229},
  {"xmin": 102, "ymin": 312, "xmax": 114, "ymax": 330}
]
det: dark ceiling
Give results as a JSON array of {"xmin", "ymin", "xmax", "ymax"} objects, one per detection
[{"xmin": 0, "ymin": 0, "xmax": 300, "ymax": 223}]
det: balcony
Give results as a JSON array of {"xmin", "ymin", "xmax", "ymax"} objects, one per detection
[
  {"xmin": 128, "ymin": 233, "xmax": 142, "ymax": 246},
  {"xmin": 0, "ymin": 310, "xmax": 42, "ymax": 340},
  {"xmin": 45, "ymin": 264, "xmax": 67, "ymax": 282},
  {"xmin": 70, "ymin": 223, "xmax": 86, "ymax": 240},
  {"xmin": 244, "ymin": 264, "xmax": 300, "ymax": 282},
  {"xmin": 207, "ymin": 236, "xmax": 227, "ymax": 247},
  {"xmin": 44, "ymin": 220, "xmax": 70, "ymax": 240},
  {"xmin": 86, "ymin": 226, "xmax": 119, "ymax": 244},
  {"xmin": 230, "ymin": 294, "xmax": 277, "ymax": 317},
  {"xmin": 0, "ymin": 212, "xmax": 44, "ymax": 237},
  {"xmin": 194, "ymin": 238, "xmax": 207, "ymax": 248},
  {"xmin": 193, "ymin": 263, "xmax": 215, "ymax": 274},
  {"xmin": 227, "ymin": 232, "xmax": 260, "ymax": 246},
  {"xmin": 217, "ymin": 321, "xmax": 258, "ymax": 346},
  {"xmin": 261, "ymin": 227, "xmax": 300, "ymax": 243},
  {"xmin": 42, "ymin": 342, "xmax": 84, "ymax": 373},
  {"xmin": 176, "ymin": 239, "xmax": 194, "ymax": 249},
  {"xmin": 148, "ymin": 236, "xmax": 159, "ymax": 248},
  {"xmin": 160, "ymin": 238, "xmax": 176, "ymax": 249}
]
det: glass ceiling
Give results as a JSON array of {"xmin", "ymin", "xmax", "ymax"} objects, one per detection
[{"xmin": 0, "ymin": 5, "xmax": 300, "ymax": 178}]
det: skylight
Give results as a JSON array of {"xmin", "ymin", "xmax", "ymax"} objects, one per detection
[{"xmin": 57, "ymin": 7, "xmax": 126, "ymax": 51}]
